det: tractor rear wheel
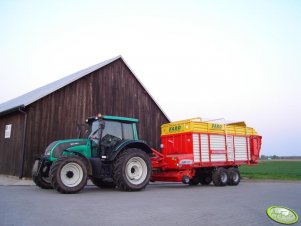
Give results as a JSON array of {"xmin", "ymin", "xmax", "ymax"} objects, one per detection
[
  {"xmin": 50, "ymin": 156, "xmax": 88, "ymax": 194},
  {"xmin": 212, "ymin": 167, "xmax": 228, "ymax": 186},
  {"xmin": 91, "ymin": 178, "xmax": 116, "ymax": 188},
  {"xmin": 113, "ymin": 148, "xmax": 151, "ymax": 191},
  {"xmin": 227, "ymin": 167, "xmax": 240, "ymax": 186},
  {"xmin": 32, "ymin": 160, "xmax": 52, "ymax": 189}
]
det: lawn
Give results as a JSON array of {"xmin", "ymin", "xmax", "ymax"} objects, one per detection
[{"xmin": 239, "ymin": 160, "xmax": 301, "ymax": 180}]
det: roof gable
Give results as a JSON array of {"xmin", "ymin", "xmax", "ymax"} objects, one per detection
[
  {"xmin": 0, "ymin": 55, "xmax": 169, "ymax": 120},
  {"xmin": 0, "ymin": 55, "xmax": 121, "ymax": 115}
]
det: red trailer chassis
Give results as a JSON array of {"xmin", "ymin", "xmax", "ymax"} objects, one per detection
[{"xmin": 150, "ymin": 130, "xmax": 262, "ymax": 185}]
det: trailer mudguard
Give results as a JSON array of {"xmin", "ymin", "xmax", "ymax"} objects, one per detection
[{"xmin": 107, "ymin": 140, "xmax": 153, "ymax": 161}]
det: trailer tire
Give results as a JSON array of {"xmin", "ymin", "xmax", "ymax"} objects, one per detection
[
  {"xmin": 32, "ymin": 160, "xmax": 52, "ymax": 189},
  {"xmin": 227, "ymin": 167, "xmax": 240, "ymax": 186},
  {"xmin": 91, "ymin": 178, "xmax": 116, "ymax": 188},
  {"xmin": 50, "ymin": 156, "xmax": 88, "ymax": 194},
  {"xmin": 189, "ymin": 177, "xmax": 200, "ymax": 186},
  {"xmin": 212, "ymin": 167, "xmax": 228, "ymax": 186},
  {"xmin": 113, "ymin": 148, "xmax": 151, "ymax": 191},
  {"xmin": 199, "ymin": 176, "xmax": 212, "ymax": 185}
]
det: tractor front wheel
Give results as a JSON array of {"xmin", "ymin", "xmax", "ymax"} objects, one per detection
[
  {"xmin": 50, "ymin": 156, "xmax": 88, "ymax": 194},
  {"xmin": 113, "ymin": 148, "xmax": 151, "ymax": 191},
  {"xmin": 32, "ymin": 160, "xmax": 52, "ymax": 189}
]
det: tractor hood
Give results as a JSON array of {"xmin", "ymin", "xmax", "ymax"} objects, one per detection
[{"xmin": 44, "ymin": 139, "xmax": 91, "ymax": 161}]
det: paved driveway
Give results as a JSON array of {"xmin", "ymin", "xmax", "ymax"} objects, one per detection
[{"xmin": 0, "ymin": 181, "xmax": 300, "ymax": 226}]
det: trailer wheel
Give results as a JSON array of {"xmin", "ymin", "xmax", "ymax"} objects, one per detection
[
  {"xmin": 32, "ymin": 160, "xmax": 52, "ymax": 189},
  {"xmin": 50, "ymin": 156, "xmax": 88, "ymax": 194},
  {"xmin": 199, "ymin": 176, "xmax": 212, "ymax": 185},
  {"xmin": 212, "ymin": 167, "xmax": 228, "ymax": 186},
  {"xmin": 189, "ymin": 177, "xmax": 200, "ymax": 185},
  {"xmin": 113, "ymin": 148, "xmax": 151, "ymax": 191},
  {"xmin": 91, "ymin": 178, "xmax": 116, "ymax": 188},
  {"xmin": 227, "ymin": 167, "xmax": 240, "ymax": 186}
]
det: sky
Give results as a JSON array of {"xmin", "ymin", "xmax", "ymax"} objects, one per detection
[{"xmin": 0, "ymin": 0, "xmax": 300, "ymax": 156}]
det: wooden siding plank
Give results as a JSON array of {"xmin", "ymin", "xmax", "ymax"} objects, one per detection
[{"xmin": 0, "ymin": 59, "xmax": 169, "ymax": 177}]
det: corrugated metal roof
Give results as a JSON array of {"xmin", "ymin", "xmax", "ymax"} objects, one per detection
[{"xmin": 0, "ymin": 55, "xmax": 170, "ymax": 121}]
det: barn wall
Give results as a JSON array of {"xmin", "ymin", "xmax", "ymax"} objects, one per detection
[
  {"xmin": 0, "ymin": 112, "xmax": 24, "ymax": 176},
  {"xmin": 21, "ymin": 59, "xmax": 168, "ymax": 177}
]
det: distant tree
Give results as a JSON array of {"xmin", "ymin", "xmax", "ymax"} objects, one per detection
[
  {"xmin": 260, "ymin": 155, "xmax": 267, "ymax": 160},
  {"xmin": 272, "ymin": 155, "xmax": 279, "ymax": 159}
]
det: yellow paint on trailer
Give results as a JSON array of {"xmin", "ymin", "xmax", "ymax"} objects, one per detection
[{"xmin": 161, "ymin": 118, "xmax": 257, "ymax": 136}]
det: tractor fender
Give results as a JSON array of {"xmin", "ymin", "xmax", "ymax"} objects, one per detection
[
  {"xmin": 108, "ymin": 140, "xmax": 153, "ymax": 161},
  {"xmin": 64, "ymin": 150, "xmax": 93, "ymax": 176}
]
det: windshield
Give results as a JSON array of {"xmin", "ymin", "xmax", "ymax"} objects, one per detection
[
  {"xmin": 87, "ymin": 119, "xmax": 135, "ymax": 141},
  {"xmin": 88, "ymin": 121, "xmax": 100, "ymax": 139}
]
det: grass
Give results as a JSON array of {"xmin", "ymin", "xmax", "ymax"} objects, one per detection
[{"xmin": 239, "ymin": 160, "xmax": 301, "ymax": 181}]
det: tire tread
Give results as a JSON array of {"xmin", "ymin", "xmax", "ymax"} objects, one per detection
[
  {"xmin": 50, "ymin": 156, "xmax": 87, "ymax": 194},
  {"xmin": 113, "ymin": 148, "xmax": 151, "ymax": 191}
]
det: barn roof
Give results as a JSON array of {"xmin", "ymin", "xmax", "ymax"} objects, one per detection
[{"xmin": 0, "ymin": 56, "xmax": 169, "ymax": 120}]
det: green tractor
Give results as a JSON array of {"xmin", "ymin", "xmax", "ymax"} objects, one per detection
[{"xmin": 32, "ymin": 114, "xmax": 152, "ymax": 194}]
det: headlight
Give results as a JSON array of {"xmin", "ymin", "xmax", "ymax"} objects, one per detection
[{"xmin": 44, "ymin": 141, "xmax": 58, "ymax": 156}]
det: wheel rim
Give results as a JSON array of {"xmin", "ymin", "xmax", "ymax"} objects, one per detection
[
  {"xmin": 221, "ymin": 172, "xmax": 228, "ymax": 183},
  {"xmin": 60, "ymin": 162, "xmax": 83, "ymax": 187},
  {"xmin": 125, "ymin": 157, "xmax": 148, "ymax": 185},
  {"xmin": 232, "ymin": 171, "xmax": 239, "ymax": 182}
]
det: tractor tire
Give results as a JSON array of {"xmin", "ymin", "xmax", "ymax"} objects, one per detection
[
  {"xmin": 33, "ymin": 174, "xmax": 52, "ymax": 189},
  {"xmin": 113, "ymin": 148, "xmax": 151, "ymax": 191},
  {"xmin": 199, "ymin": 175, "xmax": 212, "ymax": 185},
  {"xmin": 212, "ymin": 167, "xmax": 228, "ymax": 186},
  {"xmin": 91, "ymin": 178, "xmax": 116, "ymax": 188},
  {"xmin": 189, "ymin": 177, "xmax": 200, "ymax": 186},
  {"xmin": 50, "ymin": 156, "xmax": 88, "ymax": 194},
  {"xmin": 227, "ymin": 167, "xmax": 240, "ymax": 186},
  {"xmin": 32, "ymin": 160, "xmax": 52, "ymax": 189}
]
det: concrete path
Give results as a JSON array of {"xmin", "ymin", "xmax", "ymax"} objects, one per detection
[
  {"xmin": 0, "ymin": 175, "xmax": 34, "ymax": 186},
  {"xmin": 1, "ymin": 174, "xmax": 300, "ymax": 186},
  {"xmin": 1, "ymin": 181, "xmax": 301, "ymax": 226},
  {"xmin": 0, "ymin": 174, "xmax": 97, "ymax": 186}
]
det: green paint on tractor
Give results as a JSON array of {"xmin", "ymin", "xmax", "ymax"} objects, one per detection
[{"xmin": 32, "ymin": 114, "xmax": 152, "ymax": 194}]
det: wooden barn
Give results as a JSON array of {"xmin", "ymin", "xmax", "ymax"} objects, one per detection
[{"xmin": 0, "ymin": 56, "xmax": 169, "ymax": 178}]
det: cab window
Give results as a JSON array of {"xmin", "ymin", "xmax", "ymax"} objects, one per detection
[
  {"xmin": 123, "ymin": 123, "xmax": 134, "ymax": 139},
  {"xmin": 102, "ymin": 121, "xmax": 122, "ymax": 139}
]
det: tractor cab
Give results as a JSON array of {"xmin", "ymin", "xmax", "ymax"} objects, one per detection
[
  {"xmin": 85, "ymin": 114, "xmax": 139, "ymax": 158},
  {"xmin": 86, "ymin": 115, "xmax": 139, "ymax": 140}
]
